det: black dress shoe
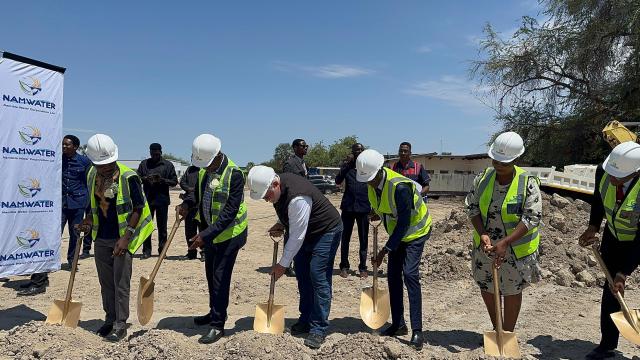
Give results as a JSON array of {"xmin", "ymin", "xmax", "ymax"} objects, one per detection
[
  {"xmin": 380, "ymin": 324, "xmax": 409, "ymax": 337},
  {"xmin": 290, "ymin": 322, "xmax": 310, "ymax": 335},
  {"xmin": 0, "ymin": 277, "xmax": 9, "ymax": 282},
  {"xmin": 61, "ymin": 263, "xmax": 72, "ymax": 271},
  {"xmin": 79, "ymin": 253, "xmax": 90, "ymax": 260},
  {"xmin": 104, "ymin": 328, "xmax": 127, "ymax": 342},
  {"xmin": 194, "ymin": 314, "xmax": 212, "ymax": 326},
  {"xmin": 304, "ymin": 333, "xmax": 325, "ymax": 349},
  {"xmin": 96, "ymin": 323, "xmax": 113, "ymax": 337},
  {"xmin": 141, "ymin": 252, "xmax": 151, "ymax": 260},
  {"xmin": 585, "ymin": 345, "xmax": 615, "ymax": 359},
  {"xmin": 17, "ymin": 285, "xmax": 46, "ymax": 296},
  {"xmin": 410, "ymin": 330, "xmax": 424, "ymax": 350},
  {"xmin": 286, "ymin": 266, "xmax": 296, "ymax": 277},
  {"xmin": 198, "ymin": 328, "xmax": 224, "ymax": 344}
]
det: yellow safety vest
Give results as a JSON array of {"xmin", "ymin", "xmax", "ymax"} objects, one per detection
[
  {"xmin": 599, "ymin": 173, "xmax": 640, "ymax": 241},
  {"xmin": 472, "ymin": 166, "xmax": 540, "ymax": 259},
  {"xmin": 367, "ymin": 168, "xmax": 432, "ymax": 242},
  {"xmin": 87, "ymin": 162, "xmax": 155, "ymax": 254},
  {"xmin": 194, "ymin": 157, "xmax": 248, "ymax": 243}
]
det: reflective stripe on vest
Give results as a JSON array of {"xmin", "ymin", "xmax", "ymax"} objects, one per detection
[
  {"xmin": 87, "ymin": 162, "xmax": 155, "ymax": 254},
  {"xmin": 367, "ymin": 168, "xmax": 432, "ymax": 242},
  {"xmin": 194, "ymin": 158, "xmax": 248, "ymax": 243},
  {"xmin": 472, "ymin": 166, "xmax": 540, "ymax": 259},
  {"xmin": 599, "ymin": 174, "xmax": 640, "ymax": 241}
]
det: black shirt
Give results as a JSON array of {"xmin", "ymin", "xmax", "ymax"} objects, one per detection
[
  {"xmin": 137, "ymin": 158, "xmax": 178, "ymax": 207},
  {"xmin": 183, "ymin": 154, "xmax": 245, "ymax": 243},
  {"xmin": 335, "ymin": 161, "xmax": 371, "ymax": 213},
  {"xmin": 93, "ymin": 176, "xmax": 146, "ymax": 240}
]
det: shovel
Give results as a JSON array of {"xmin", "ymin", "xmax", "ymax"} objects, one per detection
[
  {"xmin": 137, "ymin": 211, "xmax": 183, "ymax": 326},
  {"xmin": 360, "ymin": 219, "xmax": 390, "ymax": 330},
  {"xmin": 484, "ymin": 262, "xmax": 521, "ymax": 358},
  {"xmin": 254, "ymin": 235, "xmax": 285, "ymax": 334},
  {"xmin": 591, "ymin": 244, "xmax": 640, "ymax": 345},
  {"xmin": 45, "ymin": 232, "xmax": 86, "ymax": 328}
]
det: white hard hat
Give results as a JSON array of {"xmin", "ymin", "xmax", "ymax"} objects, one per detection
[
  {"xmin": 488, "ymin": 131, "xmax": 525, "ymax": 163},
  {"xmin": 356, "ymin": 149, "xmax": 385, "ymax": 182},
  {"xmin": 86, "ymin": 134, "xmax": 118, "ymax": 165},
  {"xmin": 248, "ymin": 165, "xmax": 276, "ymax": 200},
  {"xmin": 191, "ymin": 134, "xmax": 221, "ymax": 168},
  {"xmin": 602, "ymin": 141, "xmax": 640, "ymax": 178}
]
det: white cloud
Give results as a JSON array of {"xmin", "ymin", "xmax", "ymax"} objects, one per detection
[
  {"xmin": 273, "ymin": 61, "xmax": 374, "ymax": 79},
  {"xmin": 405, "ymin": 75, "xmax": 490, "ymax": 111},
  {"xmin": 416, "ymin": 45, "xmax": 432, "ymax": 53}
]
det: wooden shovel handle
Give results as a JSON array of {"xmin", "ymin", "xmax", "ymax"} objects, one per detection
[
  {"xmin": 492, "ymin": 262, "xmax": 505, "ymax": 355},
  {"xmin": 147, "ymin": 211, "xmax": 183, "ymax": 284},
  {"xmin": 591, "ymin": 244, "xmax": 640, "ymax": 332},
  {"xmin": 267, "ymin": 236, "xmax": 281, "ymax": 304},
  {"xmin": 64, "ymin": 231, "xmax": 85, "ymax": 305}
]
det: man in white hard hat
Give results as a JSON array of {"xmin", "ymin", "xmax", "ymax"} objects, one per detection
[
  {"xmin": 177, "ymin": 134, "xmax": 247, "ymax": 344},
  {"xmin": 77, "ymin": 134, "xmax": 155, "ymax": 342},
  {"xmin": 356, "ymin": 149, "xmax": 432, "ymax": 350},
  {"xmin": 579, "ymin": 141, "xmax": 640, "ymax": 360},
  {"xmin": 247, "ymin": 165, "xmax": 342, "ymax": 349}
]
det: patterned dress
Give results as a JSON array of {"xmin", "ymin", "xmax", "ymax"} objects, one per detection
[{"xmin": 465, "ymin": 170, "xmax": 543, "ymax": 296}]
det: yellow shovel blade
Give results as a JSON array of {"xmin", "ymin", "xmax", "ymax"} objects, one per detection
[
  {"xmin": 611, "ymin": 310, "xmax": 640, "ymax": 346},
  {"xmin": 45, "ymin": 299, "xmax": 82, "ymax": 328},
  {"xmin": 253, "ymin": 303, "xmax": 285, "ymax": 334},
  {"xmin": 137, "ymin": 276, "xmax": 155, "ymax": 326},
  {"xmin": 360, "ymin": 286, "xmax": 390, "ymax": 330},
  {"xmin": 484, "ymin": 330, "xmax": 521, "ymax": 359}
]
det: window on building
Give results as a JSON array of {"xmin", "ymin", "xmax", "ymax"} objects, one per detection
[{"xmin": 440, "ymin": 170, "xmax": 449, "ymax": 174}]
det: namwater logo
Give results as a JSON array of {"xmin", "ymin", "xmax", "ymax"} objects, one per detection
[
  {"xmin": 16, "ymin": 229, "xmax": 40, "ymax": 249},
  {"xmin": 18, "ymin": 178, "xmax": 42, "ymax": 198},
  {"xmin": 19, "ymin": 76, "xmax": 42, "ymax": 96},
  {"xmin": 18, "ymin": 126, "xmax": 42, "ymax": 145}
]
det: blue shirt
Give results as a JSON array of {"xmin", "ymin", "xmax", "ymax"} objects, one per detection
[
  {"xmin": 335, "ymin": 162, "xmax": 371, "ymax": 213},
  {"xmin": 62, "ymin": 153, "xmax": 91, "ymax": 209}
]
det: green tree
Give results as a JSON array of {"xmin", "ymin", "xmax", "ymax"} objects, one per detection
[
  {"xmin": 163, "ymin": 152, "xmax": 190, "ymax": 165},
  {"xmin": 306, "ymin": 141, "xmax": 331, "ymax": 167},
  {"xmin": 473, "ymin": 0, "xmax": 640, "ymax": 166}
]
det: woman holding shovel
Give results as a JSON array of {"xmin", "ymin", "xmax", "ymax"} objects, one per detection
[
  {"xmin": 579, "ymin": 141, "xmax": 640, "ymax": 360},
  {"xmin": 465, "ymin": 132, "xmax": 542, "ymax": 337},
  {"xmin": 78, "ymin": 134, "xmax": 155, "ymax": 342}
]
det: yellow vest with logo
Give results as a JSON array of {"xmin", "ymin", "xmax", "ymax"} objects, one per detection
[
  {"xmin": 367, "ymin": 168, "xmax": 432, "ymax": 242},
  {"xmin": 87, "ymin": 162, "xmax": 155, "ymax": 254},
  {"xmin": 472, "ymin": 166, "xmax": 540, "ymax": 259},
  {"xmin": 194, "ymin": 158, "xmax": 248, "ymax": 243},
  {"xmin": 599, "ymin": 174, "xmax": 640, "ymax": 241}
]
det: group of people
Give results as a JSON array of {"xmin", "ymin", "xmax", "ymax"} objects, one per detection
[{"xmin": 5, "ymin": 129, "xmax": 639, "ymax": 358}]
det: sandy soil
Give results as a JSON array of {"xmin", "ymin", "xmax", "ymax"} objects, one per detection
[{"xmin": 1, "ymin": 192, "xmax": 639, "ymax": 359}]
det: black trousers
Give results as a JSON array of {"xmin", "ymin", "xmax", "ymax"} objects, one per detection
[
  {"xmin": 204, "ymin": 229, "xmax": 247, "ymax": 329},
  {"xmin": 184, "ymin": 209, "xmax": 199, "ymax": 258},
  {"xmin": 339, "ymin": 211, "xmax": 369, "ymax": 271},
  {"xmin": 598, "ymin": 228, "xmax": 640, "ymax": 350},
  {"xmin": 388, "ymin": 232, "xmax": 428, "ymax": 331},
  {"xmin": 142, "ymin": 204, "xmax": 168, "ymax": 254}
]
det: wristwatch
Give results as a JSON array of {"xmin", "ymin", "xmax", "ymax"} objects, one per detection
[{"xmin": 125, "ymin": 225, "xmax": 136, "ymax": 235}]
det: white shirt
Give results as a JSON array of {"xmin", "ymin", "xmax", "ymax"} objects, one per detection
[{"xmin": 279, "ymin": 195, "xmax": 312, "ymax": 267}]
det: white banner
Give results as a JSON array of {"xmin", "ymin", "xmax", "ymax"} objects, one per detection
[{"xmin": 0, "ymin": 55, "xmax": 63, "ymax": 277}]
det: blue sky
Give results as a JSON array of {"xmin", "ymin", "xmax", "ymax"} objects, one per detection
[{"xmin": 1, "ymin": 1, "xmax": 541, "ymax": 165}]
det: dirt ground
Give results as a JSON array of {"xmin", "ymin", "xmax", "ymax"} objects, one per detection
[{"xmin": 1, "ymin": 191, "xmax": 639, "ymax": 359}]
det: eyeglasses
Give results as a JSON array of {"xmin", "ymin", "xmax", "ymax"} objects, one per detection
[{"xmin": 297, "ymin": 144, "xmax": 309, "ymax": 148}]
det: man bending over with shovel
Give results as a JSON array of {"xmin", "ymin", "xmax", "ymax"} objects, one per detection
[
  {"xmin": 177, "ymin": 134, "xmax": 248, "ymax": 345},
  {"xmin": 247, "ymin": 165, "xmax": 342, "ymax": 349},
  {"xmin": 356, "ymin": 149, "xmax": 432, "ymax": 350},
  {"xmin": 579, "ymin": 141, "xmax": 640, "ymax": 360},
  {"xmin": 78, "ymin": 134, "xmax": 155, "ymax": 342}
]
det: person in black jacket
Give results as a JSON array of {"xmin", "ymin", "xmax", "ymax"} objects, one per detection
[
  {"xmin": 179, "ymin": 165, "xmax": 201, "ymax": 260},
  {"xmin": 335, "ymin": 143, "xmax": 371, "ymax": 278},
  {"xmin": 137, "ymin": 143, "xmax": 178, "ymax": 259},
  {"xmin": 283, "ymin": 138, "xmax": 308, "ymax": 178},
  {"xmin": 248, "ymin": 165, "xmax": 342, "ymax": 349},
  {"xmin": 579, "ymin": 142, "xmax": 640, "ymax": 360}
]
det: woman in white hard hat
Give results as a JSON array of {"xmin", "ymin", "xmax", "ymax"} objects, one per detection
[
  {"xmin": 465, "ymin": 131, "xmax": 542, "ymax": 334},
  {"xmin": 78, "ymin": 134, "xmax": 155, "ymax": 342},
  {"xmin": 579, "ymin": 141, "xmax": 640, "ymax": 360}
]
